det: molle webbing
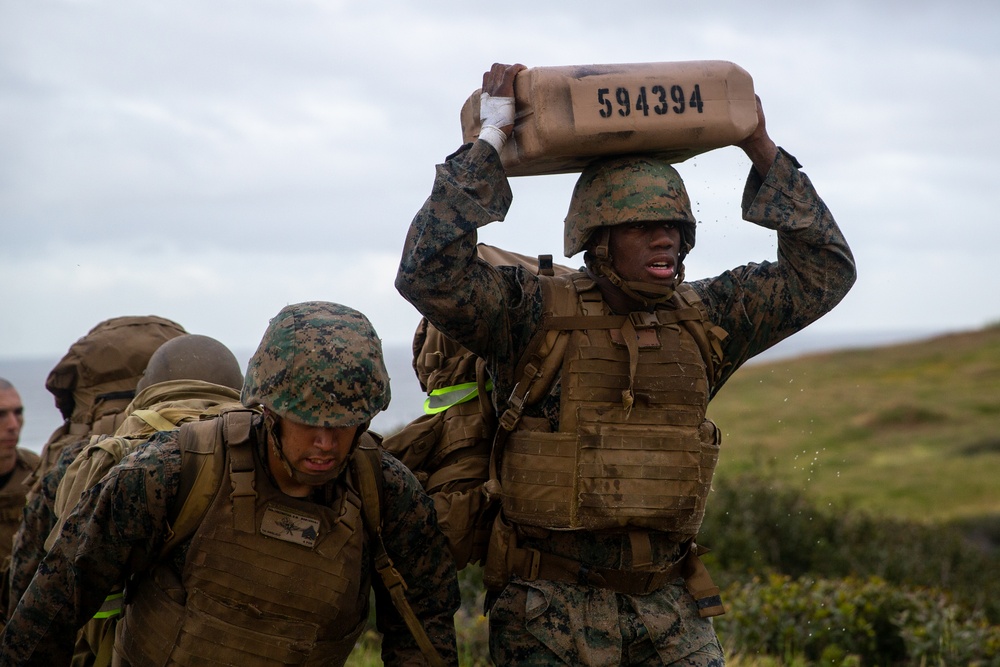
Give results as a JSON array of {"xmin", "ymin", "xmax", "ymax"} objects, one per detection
[
  {"xmin": 498, "ymin": 274, "xmax": 722, "ymax": 534},
  {"xmin": 486, "ymin": 518, "xmax": 726, "ymax": 617},
  {"xmin": 506, "ymin": 540, "xmax": 687, "ymax": 596},
  {"xmin": 120, "ymin": 421, "xmax": 367, "ymax": 666},
  {"xmin": 89, "ymin": 410, "xmax": 127, "ymax": 439}
]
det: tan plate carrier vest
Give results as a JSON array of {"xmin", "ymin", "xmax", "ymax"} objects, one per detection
[
  {"xmin": 485, "ymin": 274, "xmax": 730, "ymax": 616},
  {"xmin": 114, "ymin": 413, "xmax": 445, "ymax": 667},
  {"xmin": 503, "ymin": 274, "xmax": 723, "ymax": 533}
]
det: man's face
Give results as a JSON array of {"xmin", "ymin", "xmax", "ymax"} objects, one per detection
[
  {"xmin": 0, "ymin": 387, "xmax": 24, "ymax": 475},
  {"xmin": 607, "ymin": 221, "xmax": 683, "ymax": 286},
  {"xmin": 267, "ymin": 416, "xmax": 359, "ymax": 497}
]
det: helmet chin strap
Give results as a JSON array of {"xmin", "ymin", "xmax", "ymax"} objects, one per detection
[
  {"xmin": 264, "ymin": 411, "xmax": 367, "ymax": 487},
  {"xmin": 590, "ymin": 229, "xmax": 684, "ymax": 308}
]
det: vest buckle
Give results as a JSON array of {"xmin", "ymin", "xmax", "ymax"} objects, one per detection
[{"xmin": 628, "ymin": 311, "xmax": 659, "ymax": 328}]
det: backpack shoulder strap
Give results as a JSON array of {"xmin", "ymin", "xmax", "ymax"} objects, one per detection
[
  {"xmin": 161, "ymin": 409, "xmax": 255, "ymax": 557},
  {"xmin": 130, "ymin": 408, "xmax": 180, "ymax": 433},
  {"xmin": 351, "ymin": 433, "xmax": 385, "ymax": 531},
  {"xmin": 497, "ymin": 272, "xmax": 587, "ymax": 433},
  {"xmin": 48, "ymin": 434, "xmax": 143, "ymax": 552},
  {"xmin": 673, "ymin": 283, "xmax": 730, "ymax": 396},
  {"xmin": 350, "ymin": 434, "xmax": 445, "ymax": 667}
]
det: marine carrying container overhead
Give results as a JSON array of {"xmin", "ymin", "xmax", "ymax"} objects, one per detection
[{"xmin": 460, "ymin": 60, "xmax": 758, "ymax": 177}]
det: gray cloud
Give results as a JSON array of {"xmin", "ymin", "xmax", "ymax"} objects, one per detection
[{"xmin": 2, "ymin": 0, "xmax": 999, "ymax": 362}]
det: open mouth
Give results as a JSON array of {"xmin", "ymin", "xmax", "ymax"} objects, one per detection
[
  {"xmin": 646, "ymin": 260, "xmax": 675, "ymax": 280},
  {"xmin": 303, "ymin": 457, "xmax": 338, "ymax": 472}
]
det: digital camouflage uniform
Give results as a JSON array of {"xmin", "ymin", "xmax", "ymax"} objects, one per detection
[
  {"xmin": 7, "ymin": 440, "xmax": 84, "ymax": 616},
  {"xmin": 1, "ymin": 449, "xmax": 41, "ymax": 563},
  {"xmin": 0, "ymin": 448, "xmax": 41, "ymax": 622},
  {"xmin": 395, "ymin": 140, "xmax": 855, "ymax": 665}
]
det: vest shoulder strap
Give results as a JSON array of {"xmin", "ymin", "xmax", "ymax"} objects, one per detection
[
  {"xmin": 673, "ymin": 283, "xmax": 730, "ymax": 396},
  {"xmin": 497, "ymin": 273, "xmax": 588, "ymax": 432},
  {"xmin": 351, "ymin": 433, "xmax": 385, "ymax": 531},
  {"xmin": 350, "ymin": 434, "xmax": 446, "ymax": 667},
  {"xmin": 161, "ymin": 409, "xmax": 255, "ymax": 557}
]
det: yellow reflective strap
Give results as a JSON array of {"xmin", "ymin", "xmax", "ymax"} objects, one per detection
[
  {"xmin": 131, "ymin": 409, "xmax": 179, "ymax": 433},
  {"xmin": 422, "ymin": 379, "xmax": 493, "ymax": 415},
  {"xmin": 93, "ymin": 591, "xmax": 124, "ymax": 619}
]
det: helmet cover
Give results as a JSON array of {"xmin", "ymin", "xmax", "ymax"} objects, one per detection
[
  {"xmin": 564, "ymin": 155, "xmax": 697, "ymax": 258},
  {"xmin": 242, "ymin": 301, "xmax": 390, "ymax": 428}
]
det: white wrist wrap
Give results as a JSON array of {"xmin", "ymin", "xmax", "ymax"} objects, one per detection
[{"xmin": 478, "ymin": 125, "xmax": 508, "ymax": 152}]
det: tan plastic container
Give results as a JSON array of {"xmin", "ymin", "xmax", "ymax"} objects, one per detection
[{"xmin": 460, "ymin": 60, "xmax": 757, "ymax": 176}]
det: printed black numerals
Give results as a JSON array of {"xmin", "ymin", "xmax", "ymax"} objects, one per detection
[{"xmin": 597, "ymin": 84, "xmax": 704, "ymax": 119}]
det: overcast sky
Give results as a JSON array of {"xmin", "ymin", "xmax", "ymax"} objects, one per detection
[{"xmin": 2, "ymin": 0, "xmax": 998, "ymax": 366}]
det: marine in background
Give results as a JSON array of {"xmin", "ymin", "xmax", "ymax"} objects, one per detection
[
  {"xmin": 6, "ymin": 315, "xmax": 186, "ymax": 619},
  {"xmin": 0, "ymin": 378, "xmax": 40, "ymax": 623},
  {"xmin": 36, "ymin": 333, "xmax": 245, "ymax": 667},
  {"xmin": 1, "ymin": 302, "xmax": 460, "ymax": 667}
]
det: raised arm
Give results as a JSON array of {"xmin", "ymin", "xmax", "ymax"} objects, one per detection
[
  {"xmin": 693, "ymin": 98, "xmax": 856, "ymax": 382},
  {"xmin": 395, "ymin": 63, "xmax": 543, "ymax": 369}
]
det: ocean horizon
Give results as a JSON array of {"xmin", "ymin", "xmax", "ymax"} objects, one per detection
[{"xmin": 2, "ymin": 327, "xmax": 949, "ymax": 453}]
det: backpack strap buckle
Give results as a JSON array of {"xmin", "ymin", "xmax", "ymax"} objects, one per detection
[{"xmin": 628, "ymin": 311, "xmax": 659, "ymax": 328}]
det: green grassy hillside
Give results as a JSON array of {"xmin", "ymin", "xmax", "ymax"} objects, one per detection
[{"xmin": 707, "ymin": 324, "xmax": 1000, "ymax": 522}]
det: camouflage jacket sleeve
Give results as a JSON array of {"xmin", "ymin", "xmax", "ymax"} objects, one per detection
[
  {"xmin": 0, "ymin": 433, "xmax": 179, "ymax": 666},
  {"xmin": 687, "ymin": 148, "xmax": 857, "ymax": 387},
  {"xmin": 7, "ymin": 438, "xmax": 87, "ymax": 615},
  {"xmin": 395, "ymin": 140, "xmax": 544, "ymax": 390},
  {"xmin": 374, "ymin": 451, "xmax": 460, "ymax": 666}
]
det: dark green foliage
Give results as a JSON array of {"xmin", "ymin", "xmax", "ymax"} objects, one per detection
[
  {"xmin": 715, "ymin": 574, "xmax": 1000, "ymax": 666},
  {"xmin": 702, "ymin": 474, "xmax": 1000, "ymax": 622},
  {"xmin": 703, "ymin": 474, "xmax": 1000, "ymax": 664}
]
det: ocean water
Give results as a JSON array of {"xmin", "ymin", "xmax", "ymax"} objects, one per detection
[
  {"xmin": 0, "ymin": 344, "xmax": 427, "ymax": 453},
  {"xmin": 1, "ymin": 328, "xmax": 942, "ymax": 454}
]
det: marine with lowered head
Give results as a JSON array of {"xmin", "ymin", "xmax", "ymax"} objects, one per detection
[{"xmin": 1, "ymin": 302, "xmax": 460, "ymax": 666}]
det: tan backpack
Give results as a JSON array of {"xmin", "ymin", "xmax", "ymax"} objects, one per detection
[{"xmin": 29, "ymin": 315, "xmax": 187, "ymax": 487}]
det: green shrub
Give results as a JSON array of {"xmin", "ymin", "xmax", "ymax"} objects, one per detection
[
  {"xmin": 702, "ymin": 474, "xmax": 1000, "ymax": 622},
  {"xmin": 716, "ymin": 574, "xmax": 1000, "ymax": 666}
]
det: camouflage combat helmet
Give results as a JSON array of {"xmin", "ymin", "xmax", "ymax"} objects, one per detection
[
  {"xmin": 242, "ymin": 301, "xmax": 391, "ymax": 428},
  {"xmin": 563, "ymin": 155, "xmax": 697, "ymax": 258}
]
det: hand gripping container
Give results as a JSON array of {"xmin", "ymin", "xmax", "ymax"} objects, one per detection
[{"xmin": 460, "ymin": 60, "xmax": 757, "ymax": 176}]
